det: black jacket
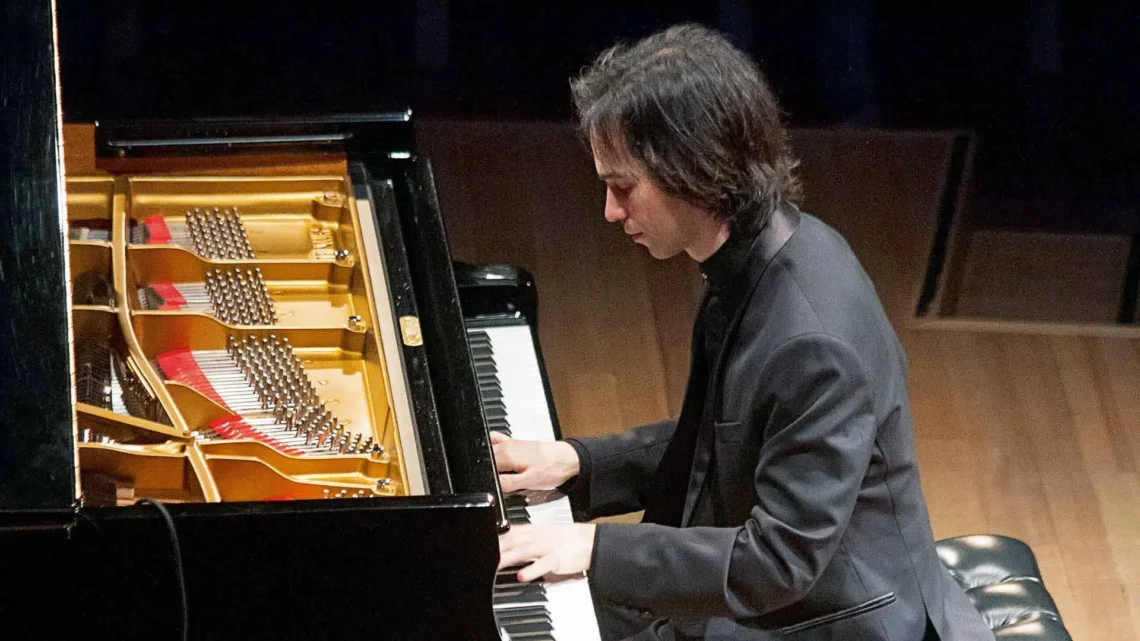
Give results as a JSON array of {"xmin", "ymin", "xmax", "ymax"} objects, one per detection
[{"xmin": 564, "ymin": 204, "xmax": 994, "ymax": 640}]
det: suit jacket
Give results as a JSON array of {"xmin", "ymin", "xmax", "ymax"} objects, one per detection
[{"xmin": 563, "ymin": 204, "xmax": 995, "ymax": 641}]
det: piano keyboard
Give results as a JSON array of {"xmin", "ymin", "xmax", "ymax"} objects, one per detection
[{"xmin": 468, "ymin": 323, "xmax": 602, "ymax": 641}]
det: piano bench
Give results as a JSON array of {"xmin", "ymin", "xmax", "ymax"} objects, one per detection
[{"xmin": 935, "ymin": 535, "xmax": 1074, "ymax": 640}]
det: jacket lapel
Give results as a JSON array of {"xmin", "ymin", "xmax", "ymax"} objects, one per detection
[{"xmin": 679, "ymin": 203, "xmax": 802, "ymax": 527}]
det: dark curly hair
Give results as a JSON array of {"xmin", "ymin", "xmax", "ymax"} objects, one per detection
[{"xmin": 571, "ymin": 23, "xmax": 801, "ymax": 236}]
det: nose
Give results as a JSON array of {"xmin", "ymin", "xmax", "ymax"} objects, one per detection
[{"xmin": 604, "ymin": 189, "xmax": 626, "ymax": 224}]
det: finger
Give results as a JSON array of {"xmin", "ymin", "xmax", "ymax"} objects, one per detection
[
  {"xmin": 498, "ymin": 529, "xmax": 543, "ymax": 569},
  {"xmin": 493, "ymin": 442, "xmax": 520, "ymax": 472},
  {"xmin": 498, "ymin": 471, "xmax": 528, "ymax": 493},
  {"xmin": 518, "ymin": 554, "xmax": 559, "ymax": 583},
  {"xmin": 489, "ymin": 431, "xmax": 510, "ymax": 444},
  {"xmin": 499, "ymin": 542, "xmax": 543, "ymax": 571}
]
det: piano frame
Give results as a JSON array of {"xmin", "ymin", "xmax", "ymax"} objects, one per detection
[{"xmin": 0, "ymin": 2, "xmax": 507, "ymax": 639}]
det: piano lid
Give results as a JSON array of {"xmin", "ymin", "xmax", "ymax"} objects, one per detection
[{"xmin": 0, "ymin": 0, "xmax": 78, "ymax": 529}]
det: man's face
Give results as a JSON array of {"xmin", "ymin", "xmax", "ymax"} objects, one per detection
[{"xmin": 592, "ymin": 139, "xmax": 710, "ymax": 260}]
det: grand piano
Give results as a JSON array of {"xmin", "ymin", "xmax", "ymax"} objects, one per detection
[{"xmin": 0, "ymin": 3, "xmax": 597, "ymax": 639}]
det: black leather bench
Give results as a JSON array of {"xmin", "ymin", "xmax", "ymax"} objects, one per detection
[{"xmin": 935, "ymin": 535, "xmax": 1074, "ymax": 640}]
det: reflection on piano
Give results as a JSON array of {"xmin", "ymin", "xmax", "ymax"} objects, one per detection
[{"xmin": 458, "ymin": 264, "xmax": 603, "ymax": 641}]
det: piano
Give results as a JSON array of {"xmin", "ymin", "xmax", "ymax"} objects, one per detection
[{"xmin": 1, "ymin": 3, "xmax": 600, "ymax": 639}]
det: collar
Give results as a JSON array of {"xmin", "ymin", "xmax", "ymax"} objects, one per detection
[{"xmin": 698, "ymin": 227, "xmax": 756, "ymax": 293}]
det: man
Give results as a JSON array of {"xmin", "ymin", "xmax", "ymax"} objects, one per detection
[{"xmin": 494, "ymin": 24, "xmax": 994, "ymax": 641}]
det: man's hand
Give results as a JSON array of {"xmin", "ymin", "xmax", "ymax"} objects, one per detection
[
  {"xmin": 499, "ymin": 523, "xmax": 597, "ymax": 582},
  {"xmin": 490, "ymin": 431, "xmax": 580, "ymax": 493}
]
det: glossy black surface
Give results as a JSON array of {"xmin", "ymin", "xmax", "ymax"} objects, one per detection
[
  {"xmin": 454, "ymin": 263, "xmax": 564, "ymax": 442},
  {"xmin": 389, "ymin": 158, "xmax": 499, "ymax": 498},
  {"xmin": 454, "ymin": 262, "xmax": 539, "ymax": 321},
  {"xmin": 0, "ymin": 494, "xmax": 501, "ymax": 640},
  {"xmin": 353, "ymin": 161, "xmax": 453, "ymax": 494},
  {"xmin": 0, "ymin": 0, "xmax": 78, "ymax": 526},
  {"xmin": 94, "ymin": 112, "xmax": 414, "ymax": 159},
  {"xmin": 916, "ymin": 132, "xmax": 973, "ymax": 317}
]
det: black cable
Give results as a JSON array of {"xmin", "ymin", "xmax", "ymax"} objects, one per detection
[{"xmin": 136, "ymin": 497, "xmax": 189, "ymax": 641}]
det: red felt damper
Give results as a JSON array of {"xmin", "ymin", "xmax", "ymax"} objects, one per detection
[
  {"xmin": 144, "ymin": 214, "xmax": 172, "ymax": 244},
  {"xmin": 149, "ymin": 281, "xmax": 186, "ymax": 310},
  {"xmin": 208, "ymin": 415, "xmax": 305, "ymax": 457},
  {"xmin": 155, "ymin": 349, "xmax": 228, "ymax": 408},
  {"xmin": 150, "ymin": 281, "xmax": 186, "ymax": 306}
]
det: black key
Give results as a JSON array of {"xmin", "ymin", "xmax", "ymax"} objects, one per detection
[
  {"xmin": 483, "ymin": 407, "xmax": 508, "ymax": 420},
  {"xmin": 494, "ymin": 580, "xmax": 546, "ymax": 594},
  {"xmin": 495, "ymin": 572, "xmax": 533, "ymax": 588},
  {"xmin": 505, "ymin": 495, "xmax": 529, "ymax": 509},
  {"xmin": 504, "ymin": 620, "xmax": 555, "ymax": 637},
  {"xmin": 494, "ymin": 586, "xmax": 547, "ymax": 602},
  {"xmin": 495, "ymin": 605, "xmax": 549, "ymax": 620},
  {"xmin": 497, "ymin": 610, "xmax": 551, "ymax": 625},
  {"xmin": 479, "ymin": 388, "xmax": 504, "ymax": 402}
]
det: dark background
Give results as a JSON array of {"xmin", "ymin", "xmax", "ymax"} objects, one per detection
[{"xmin": 57, "ymin": 0, "xmax": 1140, "ymax": 233}]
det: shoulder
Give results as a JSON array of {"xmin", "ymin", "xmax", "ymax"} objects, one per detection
[{"xmin": 750, "ymin": 212, "xmax": 882, "ymax": 332}]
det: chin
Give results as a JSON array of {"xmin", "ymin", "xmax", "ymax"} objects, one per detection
[{"xmin": 645, "ymin": 245, "xmax": 682, "ymax": 260}]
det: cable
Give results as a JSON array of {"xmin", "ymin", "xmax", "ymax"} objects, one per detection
[{"xmin": 136, "ymin": 497, "xmax": 189, "ymax": 641}]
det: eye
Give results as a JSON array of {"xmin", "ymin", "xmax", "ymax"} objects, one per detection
[{"xmin": 610, "ymin": 183, "xmax": 633, "ymax": 197}]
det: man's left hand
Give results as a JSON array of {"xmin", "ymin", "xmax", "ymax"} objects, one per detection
[{"xmin": 498, "ymin": 523, "xmax": 597, "ymax": 582}]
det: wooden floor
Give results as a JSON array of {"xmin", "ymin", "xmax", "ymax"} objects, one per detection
[{"xmin": 420, "ymin": 121, "xmax": 1140, "ymax": 639}]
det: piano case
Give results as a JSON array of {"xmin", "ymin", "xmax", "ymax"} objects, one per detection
[{"xmin": 0, "ymin": 3, "xmax": 506, "ymax": 639}]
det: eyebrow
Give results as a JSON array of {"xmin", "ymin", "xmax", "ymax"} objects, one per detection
[{"xmin": 597, "ymin": 172, "xmax": 635, "ymax": 182}]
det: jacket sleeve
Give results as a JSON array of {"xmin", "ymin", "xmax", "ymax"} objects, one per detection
[
  {"xmin": 587, "ymin": 333, "xmax": 877, "ymax": 620},
  {"xmin": 558, "ymin": 418, "xmax": 678, "ymax": 520}
]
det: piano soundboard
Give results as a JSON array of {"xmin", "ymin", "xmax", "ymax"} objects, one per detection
[{"xmin": 67, "ymin": 172, "xmax": 426, "ymax": 503}]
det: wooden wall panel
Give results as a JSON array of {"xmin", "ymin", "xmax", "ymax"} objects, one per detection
[{"xmin": 419, "ymin": 120, "xmax": 701, "ymax": 438}]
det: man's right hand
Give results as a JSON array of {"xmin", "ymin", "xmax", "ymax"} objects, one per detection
[{"xmin": 489, "ymin": 431, "xmax": 580, "ymax": 493}]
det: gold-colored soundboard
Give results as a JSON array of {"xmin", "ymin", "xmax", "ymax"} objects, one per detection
[{"xmin": 67, "ymin": 172, "xmax": 423, "ymax": 506}]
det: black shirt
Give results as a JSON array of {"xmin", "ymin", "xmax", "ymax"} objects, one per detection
[
  {"xmin": 558, "ymin": 230, "xmax": 757, "ymax": 521},
  {"xmin": 689, "ymin": 231, "xmax": 756, "ymax": 525}
]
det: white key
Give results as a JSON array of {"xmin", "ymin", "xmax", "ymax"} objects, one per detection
[{"xmin": 478, "ymin": 325, "xmax": 556, "ymax": 444}]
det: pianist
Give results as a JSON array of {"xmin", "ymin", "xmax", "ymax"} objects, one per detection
[{"xmin": 494, "ymin": 23, "xmax": 995, "ymax": 641}]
